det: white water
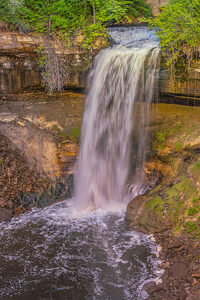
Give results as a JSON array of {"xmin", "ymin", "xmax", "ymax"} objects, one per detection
[
  {"xmin": 75, "ymin": 27, "xmax": 160, "ymax": 211},
  {"xmin": 0, "ymin": 201, "xmax": 162, "ymax": 300}
]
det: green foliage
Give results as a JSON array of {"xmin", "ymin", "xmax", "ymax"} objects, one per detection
[
  {"xmin": 174, "ymin": 141, "xmax": 182, "ymax": 151},
  {"xmin": 148, "ymin": 0, "xmax": 200, "ymax": 65},
  {"xmin": 0, "ymin": 0, "xmax": 151, "ymax": 42},
  {"xmin": 0, "ymin": 0, "xmax": 151, "ymax": 91},
  {"xmin": 145, "ymin": 196, "xmax": 165, "ymax": 215},
  {"xmin": 0, "ymin": 0, "xmax": 29, "ymax": 31},
  {"xmin": 69, "ymin": 127, "xmax": 81, "ymax": 141},
  {"xmin": 156, "ymin": 131, "xmax": 166, "ymax": 144},
  {"xmin": 188, "ymin": 207, "xmax": 199, "ymax": 216},
  {"xmin": 120, "ymin": 0, "xmax": 151, "ymax": 18},
  {"xmin": 187, "ymin": 221, "xmax": 196, "ymax": 233}
]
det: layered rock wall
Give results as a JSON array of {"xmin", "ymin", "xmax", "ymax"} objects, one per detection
[
  {"xmin": 0, "ymin": 32, "xmax": 104, "ymax": 95},
  {"xmin": 1, "ymin": 30, "xmax": 200, "ymax": 102}
]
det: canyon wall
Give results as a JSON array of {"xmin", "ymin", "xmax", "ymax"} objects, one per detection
[
  {"xmin": 0, "ymin": 32, "xmax": 105, "ymax": 95},
  {"xmin": 0, "ymin": 30, "xmax": 200, "ymax": 103}
]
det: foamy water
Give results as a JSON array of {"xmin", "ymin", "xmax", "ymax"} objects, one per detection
[{"xmin": 0, "ymin": 200, "xmax": 162, "ymax": 299}]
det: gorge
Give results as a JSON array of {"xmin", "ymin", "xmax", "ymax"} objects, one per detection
[
  {"xmin": 1, "ymin": 2, "xmax": 200, "ymax": 297},
  {"xmin": 0, "ymin": 27, "xmax": 163, "ymax": 299}
]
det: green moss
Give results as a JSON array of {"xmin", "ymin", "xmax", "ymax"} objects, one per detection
[
  {"xmin": 156, "ymin": 131, "xmax": 166, "ymax": 144},
  {"xmin": 173, "ymin": 225, "xmax": 182, "ymax": 234},
  {"xmin": 195, "ymin": 231, "xmax": 200, "ymax": 238},
  {"xmin": 166, "ymin": 178, "xmax": 197, "ymax": 202},
  {"xmin": 153, "ymin": 131, "xmax": 167, "ymax": 151},
  {"xmin": 52, "ymin": 125, "xmax": 67, "ymax": 140},
  {"xmin": 52, "ymin": 125, "xmax": 61, "ymax": 132},
  {"xmin": 187, "ymin": 221, "xmax": 197, "ymax": 233},
  {"xmin": 60, "ymin": 131, "xmax": 67, "ymax": 139},
  {"xmin": 145, "ymin": 196, "xmax": 165, "ymax": 215},
  {"xmin": 168, "ymin": 123, "xmax": 185, "ymax": 136},
  {"xmin": 69, "ymin": 127, "xmax": 81, "ymax": 141},
  {"xmin": 188, "ymin": 208, "xmax": 199, "ymax": 216},
  {"xmin": 192, "ymin": 197, "xmax": 200, "ymax": 204},
  {"xmin": 0, "ymin": 158, "xmax": 3, "ymax": 164},
  {"xmin": 174, "ymin": 141, "xmax": 182, "ymax": 151}
]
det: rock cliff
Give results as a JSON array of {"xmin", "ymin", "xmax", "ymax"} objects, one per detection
[
  {"xmin": 0, "ymin": 31, "xmax": 107, "ymax": 95},
  {"xmin": 0, "ymin": 29, "xmax": 200, "ymax": 102},
  {"xmin": 126, "ymin": 103, "xmax": 200, "ymax": 300}
]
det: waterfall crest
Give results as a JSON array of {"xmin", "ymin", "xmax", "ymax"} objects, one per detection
[{"xmin": 75, "ymin": 27, "xmax": 160, "ymax": 211}]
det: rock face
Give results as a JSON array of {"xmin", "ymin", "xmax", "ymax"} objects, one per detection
[
  {"xmin": 1, "ymin": 30, "xmax": 200, "ymax": 101},
  {"xmin": 126, "ymin": 103, "xmax": 200, "ymax": 300},
  {"xmin": 0, "ymin": 92, "xmax": 83, "ymax": 221},
  {"xmin": 0, "ymin": 31, "xmax": 107, "ymax": 95},
  {"xmin": 126, "ymin": 103, "xmax": 200, "ymax": 235},
  {"xmin": 0, "ymin": 92, "xmax": 83, "ymax": 179},
  {"xmin": 0, "ymin": 132, "xmax": 49, "ymax": 221}
]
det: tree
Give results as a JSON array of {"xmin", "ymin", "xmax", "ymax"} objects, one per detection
[
  {"xmin": 0, "ymin": 0, "xmax": 152, "ymax": 93},
  {"xmin": 0, "ymin": 0, "xmax": 29, "ymax": 31},
  {"xmin": 149, "ymin": 0, "xmax": 200, "ymax": 65}
]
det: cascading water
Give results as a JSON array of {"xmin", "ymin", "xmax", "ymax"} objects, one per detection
[
  {"xmin": 75, "ymin": 27, "xmax": 160, "ymax": 211},
  {"xmin": 0, "ymin": 27, "xmax": 162, "ymax": 300}
]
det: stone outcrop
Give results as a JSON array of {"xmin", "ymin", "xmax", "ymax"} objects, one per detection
[
  {"xmin": 126, "ymin": 103, "xmax": 200, "ymax": 235},
  {"xmin": 126, "ymin": 103, "xmax": 200, "ymax": 300},
  {"xmin": 0, "ymin": 30, "xmax": 200, "ymax": 101},
  {"xmin": 0, "ymin": 92, "xmax": 83, "ymax": 221},
  {"xmin": 0, "ymin": 31, "xmax": 107, "ymax": 95}
]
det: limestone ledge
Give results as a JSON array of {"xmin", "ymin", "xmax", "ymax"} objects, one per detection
[{"xmin": 0, "ymin": 31, "xmax": 107, "ymax": 55}]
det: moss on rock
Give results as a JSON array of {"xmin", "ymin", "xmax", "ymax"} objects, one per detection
[{"xmin": 126, "ymin": 104, "xmax": 200, "ymax": 237}]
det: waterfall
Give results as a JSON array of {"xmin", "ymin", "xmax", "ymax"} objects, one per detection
[{"xmin": 75, "ymin": 27, "xmax": 160, "ymax": 211}]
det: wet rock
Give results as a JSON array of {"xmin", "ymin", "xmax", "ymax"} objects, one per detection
[
  {"xmin": 136, "ymin": 104, "xmax": 200, "ymax": 300},
  {"xmin": 0, "ymin": 207, "xmax": 12, "ymax": 222},
  {"xmin": 168, "ymin": 240, "xmax": 183, "ymax": 249},
  {"xmin": 191, "ymin": 273, "xmax": 200, "ymax": 278},
  {"xmin": 172, "ymin": 262, "xmax": 188, "ymax": 280},
  {"xmin": 126, "ymin": 193, "xmax": 172, "ymax": 233},
  {"xmin": 143, "ymin": 281, "xmax": 157, "ymax": 292},
  {"xmin": 64, "ymin": 173, "xmax": 74, "ymax": 198},
  {"xmin": 191, "ymin": 248, "xmax": 200, "ymax": 257}
]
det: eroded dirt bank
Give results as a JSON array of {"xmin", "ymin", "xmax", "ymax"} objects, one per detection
[
  {"xmin": 0, "ymin": 132, "xmax": 50, "ymax": 221},
  {"xmin": 0, "ymin": 92, "xmax": 83, "ymax": 222},
  {"xmin": 127, "ymin": 103, "xmax": 200, "ymax": 299}
]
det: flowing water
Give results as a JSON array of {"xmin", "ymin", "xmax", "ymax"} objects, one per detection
[
  {"xmin": 0, "ymin": 202, "xmax": 161, "ymax": 300},
  {"xmin": 0, "ymin": 27, "xmax": 161, "ymax": 299},
  {"xmin": 75, "ymin": 27, "xmax": 160, "ymax": 210}
]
